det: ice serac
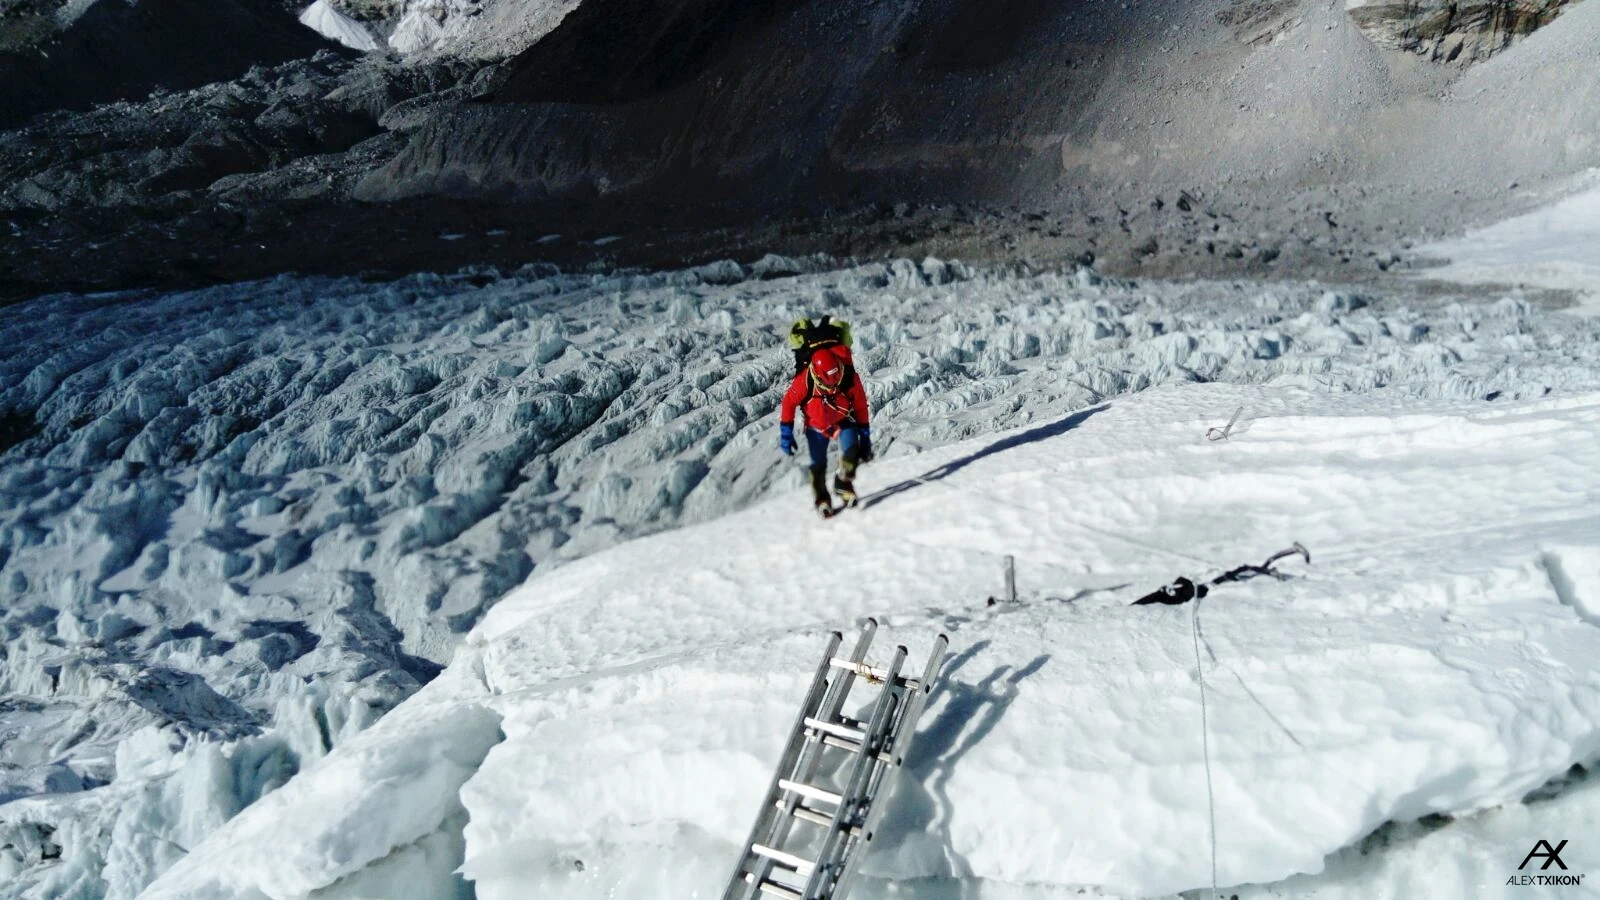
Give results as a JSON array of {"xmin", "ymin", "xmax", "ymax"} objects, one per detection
[
  {"xmin": 137, "ymin": 663, "xmax": 502, "ymax": 900},
  {"xmin": 0, "ymin": 685, "xmax": 374, "ymax": 900}
]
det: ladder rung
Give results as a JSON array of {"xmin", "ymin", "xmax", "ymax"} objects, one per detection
[
  {"xmin": 784, "ymin": 802, "xmax": 865, "ymax": 836},
  {"xmin": 820, "ymin": 733, "xmax": 862, "ymax": 754},
  {"xmin": 829, "ymin": 657, "xmax": 920, "ymax": 688},
  {"xmin": 743, "ymin": 873, "xmax": 804, "ymax": 900},
  {"xmin": 821, "ymin": 733, "xmax": 895, "ymax": 762},
  {"xmin": 787, "ymin": 803, "xmax": 834, "ymax": 827},
  {"xmin": 777, "ymin": 778, "xmax": 842, "ymax": 807},
  {"xmin": 808, "ymin": 716, "xmax": 897, "ymax": 762},
  {"xmin": 750, "ymin": 843, "xmax": 814, "ymax": 876},
  {"xmin": 804, "ymin": 716, "xmax": 866, "ymax": 742}
]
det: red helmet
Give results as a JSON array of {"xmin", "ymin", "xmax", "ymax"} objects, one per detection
[{"xmin": 809, "ymin": 348, "xmax": 847, "ymax": 393}]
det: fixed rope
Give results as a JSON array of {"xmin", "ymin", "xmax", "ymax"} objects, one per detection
[{"xmin": 1190, "ymin": 596, "xmax": 1219, "ymax": 900}]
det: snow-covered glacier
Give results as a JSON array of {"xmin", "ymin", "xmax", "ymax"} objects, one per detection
[
  {"xmin": 140, "ymin": 385, "xmax": 1600, "ymax": 899},
  {"xmin": 4, "ymin": 253, "xmax": 1600, "ymax": 897}
]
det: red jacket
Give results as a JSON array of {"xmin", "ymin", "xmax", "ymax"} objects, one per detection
[{"xmin": 781, "ymin": 360, "xmax": 870, "ymax": 437}]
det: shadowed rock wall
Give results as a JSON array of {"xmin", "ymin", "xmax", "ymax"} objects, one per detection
[{"xmin": 0, "ymin": 0, "xmax": 336, "ymax": 130}]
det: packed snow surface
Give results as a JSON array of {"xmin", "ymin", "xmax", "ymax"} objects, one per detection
[
  {"xmin": 5, "ymin": 248, "xmax": 1600, "ymax": 897},
  {"xmin": 1420, "ymin": 176, "xmax": 1600, "ymax": 299}
]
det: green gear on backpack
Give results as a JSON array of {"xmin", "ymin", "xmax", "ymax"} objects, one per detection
[
  {"xmin": 788, "ymin": 315, "xmax": 852, "ymax": 350},
  {"xmin": 787, "ymin": 317, "xmax": 813, "ymax": 350},
  {"xmin": 789, "ymin": 315, "xmax": 854, "ymax": 376}
]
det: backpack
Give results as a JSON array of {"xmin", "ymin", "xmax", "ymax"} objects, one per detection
[{"xmin": 788, "ymin": 315, "xmax": 853, "ymax": 374}]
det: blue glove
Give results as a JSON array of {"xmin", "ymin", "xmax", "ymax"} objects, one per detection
[
  {"xmin": 780, "ymin": 423, "xmax": 796, "ymax": 456},
  {"xmin": 857, "ymin": 425, "xmax": 874, "ymax": 462}
]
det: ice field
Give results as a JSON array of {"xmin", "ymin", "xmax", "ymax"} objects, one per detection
[{"xmin": 3, "ymin": 231, "xmax": 1600, "ymax": 897}]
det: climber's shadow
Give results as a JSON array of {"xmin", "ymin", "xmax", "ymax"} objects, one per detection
[
  {"xmin": 864, "ymin": 641, "xmax": 1049, "ymax": 876},
  {"xmin": 859, "ymin": 404, "xmax": 1107, "ymax": 510}
]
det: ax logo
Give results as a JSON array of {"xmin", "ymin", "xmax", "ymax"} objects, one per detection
[
  {"xmin": 1519, "ymin": 840, "xmax": 1569, "ymax": 871},
  {"xmin": 1507, "ymin": 840, "xmax": 1585, "ymax": 887}
]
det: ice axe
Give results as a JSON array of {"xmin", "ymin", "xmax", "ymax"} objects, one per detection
[{"xmin": 1206, "ymin": 406, "xmax": 1245, "ymax": 441}]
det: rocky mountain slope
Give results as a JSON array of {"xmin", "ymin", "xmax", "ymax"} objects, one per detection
[
  {"xmin": 362, "ymin": 0, "xmax": 1597, "ymax": 220},
  {"xmin": 0, "ymin": 0, "xmax": 1594, "ymax": 302},
  {"xmin": 0, "ymin": 0, "xmax": 334, "ymax": 130}
]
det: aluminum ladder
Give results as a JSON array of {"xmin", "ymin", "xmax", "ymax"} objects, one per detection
[{"xmin": 723, "ymin": 619, "xmax": 949, "ymax": 900}]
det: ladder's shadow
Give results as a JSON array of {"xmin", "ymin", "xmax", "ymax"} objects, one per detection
[
  {"xmin": 867, "ymin": 641, "xmax": 1050, "ymax": 877},
  {"xmin": 857, "ymin": 404, "xmax": 1108, "ymax": 511}
]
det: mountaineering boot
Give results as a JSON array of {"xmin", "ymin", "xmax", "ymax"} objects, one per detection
[
  {"xmin": 810, "ymin": 466, "xmax": 833, "ymax": 515},
  {"xmin": 833, "ymin": 473, "xmax": 856, "ymax": 507},
  {"xmin": 834, "ymin": 457, "xmax": 858, "ymax": 506}
]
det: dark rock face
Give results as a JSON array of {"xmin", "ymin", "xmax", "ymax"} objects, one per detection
[
  {"xmin": 0, "ymin": 0, "xmax": 337, "ymax": 130},
  {"xmin": 1346, "ymin": 0, "xmax": 1579, "ymax": 63},
  {"xmin": 493, "ymin": 0, "xmax": 802, "ymax": 105}
]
